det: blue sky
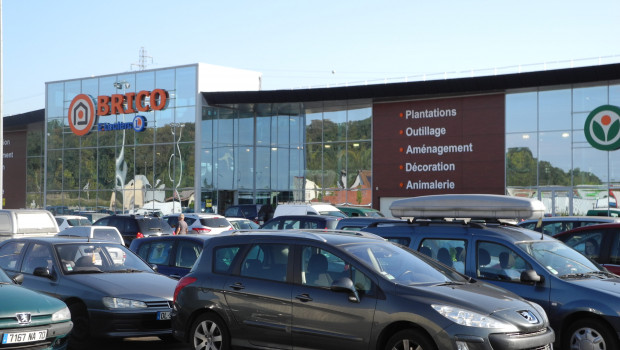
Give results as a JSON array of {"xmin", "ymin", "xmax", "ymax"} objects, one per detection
[{"xmin": 3, "ymin": 0, "xmax": 620, "ymax": 116}]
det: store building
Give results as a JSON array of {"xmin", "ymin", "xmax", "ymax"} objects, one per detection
[{"xmin": 24, "ymin": 62, "xmax": 620, "ymax": 215}]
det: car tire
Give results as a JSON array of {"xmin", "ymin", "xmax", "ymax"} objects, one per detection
[
  {"xmin": 67, "ymin": 302, "xmax": 91, "ymax": 349},
  {"xmin": 190, "ymin": 313, "xmax": 230, "ymax": 350},
  {"xmin": 385, "ymin": 329, "xmax": 436, "ymax": 350},
  {"xmin": 565, "ymin": 318, "xmax": 618, "ymax": 350}
]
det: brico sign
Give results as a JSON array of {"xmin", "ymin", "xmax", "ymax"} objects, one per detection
[{"xmin": 68, "ymin": 89, "xmax": 168, "ymax": 136}]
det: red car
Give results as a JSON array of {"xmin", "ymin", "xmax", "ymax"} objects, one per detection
[{"xmin": 554, "ymin": 223, "xmax": 620, "ymax": 274}]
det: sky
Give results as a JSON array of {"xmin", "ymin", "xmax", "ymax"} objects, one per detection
[{"xmin": 2, "ymin": 0, "xmax": 620, "ymax": 116}]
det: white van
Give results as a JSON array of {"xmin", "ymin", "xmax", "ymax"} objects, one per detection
[
  {"xmin": 0, "ymin": 209, "xmax": 59, "ymax": 242},
  {"xmin": 273, "ymin": 202, "xmax": 347, "ymax": 218}
]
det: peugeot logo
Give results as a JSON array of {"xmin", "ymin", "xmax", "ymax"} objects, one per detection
[
  {"xmin": 518, "ymin": 310, "xmax": 538, "ymax": 324},
  {"xmin": 16, "ymin": 313, "xmax": 31, "ymax": 325}
]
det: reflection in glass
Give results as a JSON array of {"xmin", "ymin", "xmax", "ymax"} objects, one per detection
[
  {"xmin": 506, "ymin": 133, "xmax": 537, "ymax": 188},
  {"xmin": 539, "ymin": 89, "xmax": 571, "ymax": 131},
  {"xmin": 573, "ymin": 85, "xmax": 607, "ymax": 112},
  {"xmin": 506, "ymin": 91, "xmax": 537, "ymax": 133}
]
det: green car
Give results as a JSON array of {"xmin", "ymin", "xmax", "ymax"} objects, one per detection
[{"xmin": 0, "ymin": 268, "xmax": 72, "ymax": 349}]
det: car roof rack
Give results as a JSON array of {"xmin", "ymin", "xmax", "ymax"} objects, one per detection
[{"xmin": 389, "ymin": 194, "xmax": 545, "ymax": 221}]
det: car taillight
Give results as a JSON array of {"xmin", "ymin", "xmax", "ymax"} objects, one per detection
[
  {"xmin": 192, "ymin": 227, "xmax": 211, "ymax": 233},
  {"xmin": 136, "ymin": 232, "xmax": 144, "ymax": 238},
  {"xmin": 173, "ymin": 276, "xmax": 197, "ymax": 303}
]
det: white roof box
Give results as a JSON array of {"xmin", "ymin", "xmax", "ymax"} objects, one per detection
[{"xmin": 389, "ymin": 194, "xmax": 546, "ymax": 220}]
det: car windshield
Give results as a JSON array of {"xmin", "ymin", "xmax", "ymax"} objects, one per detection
[
  {"xmin": 55, "ymin": 243, "xmax": 153, "ymax": 274},
  {"xmin": 517, "ymin": 241, "xmax": 602, "ymax": 276},
  {"xmin": 342, "ymin": 241, "xmax": 466, "ymax": 285},
  {"xmin": 0, "ymin": 267, "xmax": 12, "ymax": 283}
]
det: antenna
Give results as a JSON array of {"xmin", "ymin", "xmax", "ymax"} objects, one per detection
[{"xmin": 131, "ymin": 47, "xmax": 153, "ymax": 71}]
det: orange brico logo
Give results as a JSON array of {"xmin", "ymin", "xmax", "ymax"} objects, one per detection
[{"xmin": 68, "ymin": 89, "xmax": 168, "ymax": 136}]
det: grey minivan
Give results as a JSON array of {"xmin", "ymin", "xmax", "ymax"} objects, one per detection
[{"xmin": 172, "ymin": 230, "xmax": 554, "ymax": 350}]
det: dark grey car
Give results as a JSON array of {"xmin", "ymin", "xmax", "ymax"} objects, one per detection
[{"xmin": 172, "ymin": 230, "xmax": 554, "ymax": 350}]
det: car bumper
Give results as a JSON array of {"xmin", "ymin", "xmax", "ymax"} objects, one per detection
[
  {"xmin": 0, "ymin": 320, "xmax": 73, "ymax": 350},
  {"xmin": 88, "ymin": 308, "xmax": 172, "ymax": 338}
]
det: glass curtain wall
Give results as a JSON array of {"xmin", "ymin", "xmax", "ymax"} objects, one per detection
[
  {"xmin": 200, "ymin": 99, "xmax": 372, "ymax": 213},
  {"xmin": 45, "ymin": 66, "xmax": 197, "ymax": 214},
  {"xmin": 506, "ymin": 82, "xmax": 620, "ymax": 215}
]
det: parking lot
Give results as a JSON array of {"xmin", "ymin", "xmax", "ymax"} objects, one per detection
[{"xmin": 91, "ymin": 337, "xmax": 189, "ymax": 350}]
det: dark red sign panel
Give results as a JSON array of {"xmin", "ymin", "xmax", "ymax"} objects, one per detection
[{"xmin": 372, "ymin": 94, "xmax": 505, "ymax": 206}]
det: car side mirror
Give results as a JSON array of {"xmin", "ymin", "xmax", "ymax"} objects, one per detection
[
  {"xmin": 12, "ymin": 273, "xmax": 24, "ymax": 285},
  {"xmin": 150, "ymin": 264, "xmax": 158, "ymax": 272},
  {"xmin": 33, "ymin": 267, "xmax": 54, "ymax": 280},
  {"xmin": 330, "ymin": 277, "xmax": 360, "ymax": 303},
  {"xmin": 520, "ymin": 269, "xmax": 544, "ymax": 284}
]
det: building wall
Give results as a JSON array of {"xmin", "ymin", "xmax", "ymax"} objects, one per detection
[{"xmin": 45, "ymin": 65, "xmax": 198, "ymax": 214}]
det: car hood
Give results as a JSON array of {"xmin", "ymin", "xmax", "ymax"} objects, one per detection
[
  {"xmin": 399, "ymin": 280, "xmax": 547, "ymax": 331},
  {"xmin": 0, "ymin": 283, "xmax": 66, "ymax": 316},
  {"xmin": 564, "ymin": 275, "xmax": 620, "ymax": 295},
  {"xmin": 66, "ymin": 272, "xmax": 176, "ymax": 301}
]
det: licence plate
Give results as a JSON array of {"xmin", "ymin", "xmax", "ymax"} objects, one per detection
[
  {"xmin": 2, "ymin": 330, "xmax": 47, "ymax": 344},
  {"xmin": 157, "ymin": 311, "xmax": 171, "ymax": 320}
]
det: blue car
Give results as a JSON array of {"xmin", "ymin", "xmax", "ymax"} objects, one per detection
[
  {"xmin": 363, "ymin": 194, "xmax": 620, "ymax": 350},
  {"xmin": 0, "ymin": 237, "xmax": 177, "ymax": 348},
  {"xmin": 129, "ymin": 235, "xmax": 212, "ymax": 279}
]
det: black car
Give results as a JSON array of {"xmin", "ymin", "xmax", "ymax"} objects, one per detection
[
  {"xmin": 260, "ymin": 215, "xmax": 341, "ymax": 230},
  {"xmin": 93, "ymin": 214, "xmax": 174, "ymax": 246},
  {"xmin": 0, "ymin": 237, "xmax": 178, "ymax": 349},
  {"xmin": 171, "ymin": 230, "xmax": 553, "ymax": 350},
  {"xmin": 363, "ymin": 194, "xmax": 620, "ymax": 350},
  {"xmin": 129, "ymin": 235, "xmax": 212, "ymax": 279}
]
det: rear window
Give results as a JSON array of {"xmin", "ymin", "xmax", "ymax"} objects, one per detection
[
  {"xmin": 137, "ymin": 218, "xmax": 173, "ymax": 233},
  {"xmin": 200, "ymin": 218, "xmax": 231, "ymax": 228},
  {"xmin": 68, "ymin": 218, "xmax": 92, "ymax": 227},
  {"xmin": 93, "ymin": 229, "xmax": 123, "ymax": 244},
  {"xmin": 15, "ymin": 212, "xmax": 57, "ymax": 233}
]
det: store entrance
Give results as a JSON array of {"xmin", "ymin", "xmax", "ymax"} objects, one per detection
[
  {"xmin": 218, "ymin": 190, "xmax": 235, "ymax": 215},
  {"xmin": 539, "ymin": 187, "xmax": 573, "ymax": 216}
]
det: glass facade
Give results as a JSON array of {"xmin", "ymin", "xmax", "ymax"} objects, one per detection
[
  {"xmin": 45, "ymin": 65, "xmax": 197, "ymax": 214},
  {"xmin": 506, "ymin": 82, "xmax": 620, "ymax": 215},
  {"xmin": 200, "ymin": 100, "xmax": 372, "ymax": 213},
  {"xmin": 41, "ymin": 63, "xmax": 619, "ymax": 217}
]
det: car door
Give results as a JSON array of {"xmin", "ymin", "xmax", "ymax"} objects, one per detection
[
  {"xmin": 135, "ymin": 239, "xmax": 177, "ymax": 276},
  {"xmin": 472, "ymin": 240, "xmax": 552, "ymax": 313},
  {"xmin": 291, "ymin": 245, "xmax": 377, "ymax": 350},
  {"xmin": 223, "ymin": 242, "xmax": 293, "ymax": 349},
  {"xmin": 17, "ymin": 242, "xmax": 60, "ymax": 298},
  {"xmin": 171, "ymin": 239, "xmax": 203, "ymax": 278}
]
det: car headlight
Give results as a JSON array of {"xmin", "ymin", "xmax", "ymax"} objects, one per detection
[
  {"xmin": 52, "ymin": 307, "xmax": 71, "ymax": 322},
  {"xmin": 103, "ymin": 297, "xmax": 147, "ymax": 309},
  {"xmin": 432, "ymin": 304, "xmax": 517, "ymax": 330}
]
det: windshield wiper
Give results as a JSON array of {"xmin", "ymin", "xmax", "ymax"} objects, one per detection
[
  {"xmin": 435, "ymin": 281, "xmax": 465, "ymax": 286},
  {"xmin": 558, "ymin": 273, "xmax": 590, "ymax": 279},
  {"xmin": 110, "ymin": 268, "xmax": 143, "ymax": 273},
  {"xmin": 70, "ymin": 269, "xmax": 104, "ymax": 274},
  {"xmin": 584, "ymin": 271, "xmax": 618, "ymax": 278}
]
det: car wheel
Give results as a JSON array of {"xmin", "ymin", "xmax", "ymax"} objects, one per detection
[
  {"xmin": 385, "ymin": 329, "xmax": 436, "ymax": 350},
  {"xmin": 190, "ymin": 313, "xmax": 230, "ymax": 350},
  {"xmin": 565, "ymin": 318, "xmax": 618, "ymax": 350},
  {"xmin": 67, "ymin": 302, "xmax": 91, "ymax": 349}
]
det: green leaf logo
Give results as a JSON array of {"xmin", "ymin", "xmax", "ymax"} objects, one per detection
[{"xmin": 584, "ymin": 105, "xmax": 620, "ymax": 151}]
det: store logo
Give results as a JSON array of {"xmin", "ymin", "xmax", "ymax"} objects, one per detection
[
  {"xmin": 584, "ymin": 105, "xmax": 620, "ymax": 151},
  {"xmin": 133, "ymin": 115, "xmax": 147, "ymax": 132},
  {"xmin": 68, "ymin": 89, "xmax": 167, "ymax": 136},
  {"xmin": 68, "ymin": 94, "xmax": 97, "ymax": 136}
]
